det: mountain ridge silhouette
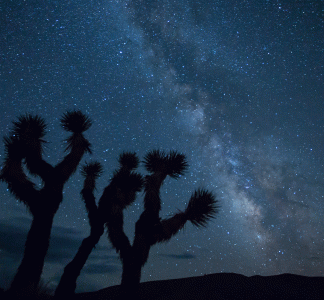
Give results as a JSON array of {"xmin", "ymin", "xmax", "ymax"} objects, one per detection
[{"xmin": 73, "ymin": 272, "xmax": 324, "ymax": 300}]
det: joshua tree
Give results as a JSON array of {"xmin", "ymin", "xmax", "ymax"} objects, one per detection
[
  {"xmin": 105, "ymin": 150, "xmax": 219, "ymax": 296},
  {"xmin": 0, "ymin": 111, "xmax": 92, "ymax": 298},
  {"xmin": 54, "ymin": 153, "xmax": 143, "ymax": 297}
]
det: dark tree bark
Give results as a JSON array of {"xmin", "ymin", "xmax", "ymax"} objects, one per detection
[
  {"xmin": 8, "ymin": 214, "xmax": 54, "ymax": 297},
  {"xmin": 105, "ymin": 150, "xmax": 219, "ymax": 297},
  {"xmin": 0, "ymin": 111, "xmax": 92, "ymax": 298},
  {"xmin": 54, "ymin": 227, "xmax": 104, "ymax": 297},
  {"xmin": 55, "ymin": 154, "xmax": 143, "ymax": 297}
]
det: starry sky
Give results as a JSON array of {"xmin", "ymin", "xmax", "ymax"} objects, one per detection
[{"xmin": 1, "ymin": 0, "xmax": 324, "ymax": 294}]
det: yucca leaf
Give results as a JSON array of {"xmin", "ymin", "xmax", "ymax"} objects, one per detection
[
  {"xmin": 63, "ymin": 134, "xmax": 92, "ymax": 153},
  {"xmin": 60, "ymin": 110, "xmax": 92, "ymax": 133},
  {"xmin": 118, "ymin": 152, "xmax": 139, "ymax": 170},
  {"xmin": 3, "ymin": 135, "xmax": 24, "ymax": 160},
  {"xmin": 143, "ymin": 150, "xmax": 188, "ymax": 178},
  {"xmin": 112, "ymin": 171, "xmax": 144, "ymax": 194},
  {"xmin": 185, "ymin": 188, "xmax": 219, "ymax": 227},
  {"xmin": 165, "ymin": 151, "xmax": 188, "ymax": 178},
  {"xmin": 12, "ymin": 114, "xmax": 47, "ymax": 140},
  {"xmin": 143, "ymin": 149, "xmax": 166, "ymax": 173},
  {"xmin": 81, "ymin": 161, "xmax": 103, "ymax": 179}
]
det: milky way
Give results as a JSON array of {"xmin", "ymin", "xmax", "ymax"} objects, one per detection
[
  {"xmin": 123, "ymin": 0, "xmax": 324, "ymax": 275},
  {"xmin": 1, "ymin": 0, "xmax": 323, "ymax": 293}
]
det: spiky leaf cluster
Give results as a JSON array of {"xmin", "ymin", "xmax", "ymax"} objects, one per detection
[
  {"xmin": 12, "ymin": 114, "xmax": 47, "ymax": 141},
  {"xmin": 60, "ymin": 110, "xmax": 92, "ymax": 133},
  {"xmin": 185, "ymin": 188, "xmax": 219, "ymax": 227},
  {"xmin": 99, "ymin": 171, "xmax": 144, "ymax": 211},
  {"xmin": 63, "ymin": 134, "xmax": 92, "ymax": 154},
  {"xmin": 81, "ymin": 161, "xmax": 103, "ymax": 179},
  {"xmin": 166, "ymin": 150, "xmax": 189, "ymax": 178},
  {"xmin": 2, "ymin": 136, "xmax": 24, "ymax": 160},
  {"xmin": 112, "ymin": 171, "xmax": 144, "ymax": 195},
  {"xmin": 118, "ymin": 152, "xmax": 139, "ymax": 170},
  {"xmin": 143, "ymin": 150, "xmax": 188, "ymax": 178}
]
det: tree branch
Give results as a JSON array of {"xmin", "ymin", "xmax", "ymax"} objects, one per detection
[{"xmin": 0, "ymin": 136, "xmax": 40, "ymax": 215}]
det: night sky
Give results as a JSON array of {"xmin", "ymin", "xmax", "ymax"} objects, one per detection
[{"xmin": 1, "ymin": 0, "xmax": 324, "ymax": 294}]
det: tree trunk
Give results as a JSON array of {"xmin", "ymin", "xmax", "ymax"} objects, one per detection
[
  {"xmin": 120, "ymin": 255, "xmax": 142, "ymax": 298},
  {"xmin": 54, "ymin": 228, "xmax": 103, "ymax": 298},
  {"xmin": 8, "ymin": 214, "xmax": 54, "ymax": 298},
  {"xmin": 120, "ymin": 237, "xmax": 151, "ymax": 298}
]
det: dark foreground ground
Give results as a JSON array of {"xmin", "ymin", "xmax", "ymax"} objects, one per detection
[
  {"xmin": 74, "ymin": 273, "xmax": 324, "ymax": 300},
  {"xmin": 2, "ymin": 273, "xmax": 323, "ymax": 299}
]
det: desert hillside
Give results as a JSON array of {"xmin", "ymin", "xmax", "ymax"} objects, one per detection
[{"xmin": 73, "ymin": 273, "xmax": 324, "ymax": 300}]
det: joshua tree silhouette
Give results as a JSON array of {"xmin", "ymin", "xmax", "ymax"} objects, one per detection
[
  {"xmin": 1, "ymin": 111, "xmax": 219, "ymax": 299},
  {"xmin": 105, "ymin": 150, "xmax": 219, "ymax": 297},
  {"xmin": 54, "ymin": 153, "xmax": 143, "ymax": 298},
  {"xmin": 0, "ymin": 111, "xmax": 92, "ymax": 298}
]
